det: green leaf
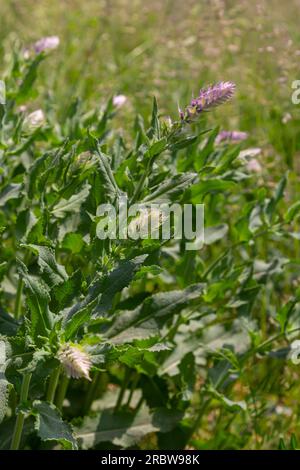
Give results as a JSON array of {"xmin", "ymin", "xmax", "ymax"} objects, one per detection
[
  {"xmin": 169, "ymin": 134, "xmax": 199, "ymax": 151},
  {"xmin": 52, "ymin": 269, "xmax": 82, "ymax": 312},
  {"xmin": 148, "ymin": 96, "xmax": 160, "ymax": 139},
  {"xmin": 106, "ymin": 283, "xmax": 205, "ymax": 343},
  {"xmin": 189, "ymin": 179, "xmax": 236, "ymax": 202},
  {"xmin": 17, "ymin": 260, "xmax": 53, "ymax": 337},
  {"xmin": 144, "ymin": 173, "xmax": 198, "ymax": 203},
  {"xmin": 63, "ymin": 255, "xmax": 147, "ymax": 339},
  {"xmin": 51, "ymin": 184, "xmax": 90, "ymax": 219},
  {"xmin": 75, "ymin": 405, "xmax": 182, "ymax": 449},
  {"xmin": 147, "ymin": 137, "xmax": 167, "ymax": 158},
  {"xmin": 265, "ymin": 173, "xmax": 288, "ymax": 221},
  {"xmin": 16, "ymin": 54, "xmax": 45, "ymax": 102},
  {"xmin": 33, "ymin": 401, "xmax": 78, "ymax": 450},
  {"xmin": 27, "ymin": 152, "xmax": 51, "ymax": 199},
  {"xmin": 204, "ymin": 224, "xmax": 228, "ymax": 245},
  {"xmin": 92, "ymin": 255, "xmax": 148, "ymax": 317},
  {"xmin": 16, "ymin": 209, "xmax": 44, "ymax": 243},
  {"xmin": 208, "ymin": 387, "xmax": 247, "ymax": 412},
  {"xmin": 0, "ymin": 183, "xmax": 21, "ymax": 207},
  {"xmin": 61, "ymin": 233, "xmax": 84, "ymax": 254},
  {"xmin": 0, "ymin": 307, "xmax": 19, "ymax": 337},
  {"xmin": 285, "ymin": 200, "xmax": 300, "ymax": 223},
  {"xmin": 92, "ymin": 142, "xmax": 121, "ymax": 202},
  {"xmin": 22, "ymin": 244, "xmax": 68, "ymax": 288},
  {"xmin": 194, "ymin": 127, "xmax": 219, "ymax": 171}
]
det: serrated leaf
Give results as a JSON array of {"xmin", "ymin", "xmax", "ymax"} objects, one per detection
[
  {"xmin": 63, "ymin": 255, "xmax": 147, "ymax": 339},
  {"xmin": 22, "ymin": 244, "xmax": 68, "ymax": 288},
  {"xmin": 75, "ymin": 404, "xmax": 182, "ymax": 449},
  {"xmin": 95, "ymin": 147, "xmax": 121, "ymax": 202},
  {"xmin": 106, "ymin": 283, "xmax": 205, "ymax": 343},
  {"xmin": 17, "ymin": 260, "xmax": 53, "ymax": 337},
  {"xmin": 33, "ymin": 401, "xmax": 78, "ymax": 450},
  {"xmin": 52, "ymin": 269, "xmax": 82, "ymax": 312},
  {"xmin": 144, "ymin": 173, "xmax": 198, "ymax": 203},
  {"xmin": 93, "ymin": 254, "xmax": 148, "ymax": 317},
  {"xmin": 51, "ymin": 184, "xmax": 90, "ymax": 219}
]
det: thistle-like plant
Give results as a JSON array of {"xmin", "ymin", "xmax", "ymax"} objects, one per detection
[{"xmin": 0, "ymin": 42, "xmax": 298, "ymax": 452}]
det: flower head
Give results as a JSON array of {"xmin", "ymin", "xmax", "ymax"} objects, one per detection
[
  {"xmin": 246, "ymin": 158, "xmax": 262, "ymax": 173},
  {"xmin": 216, "ymin": 130, "xmax": 248, "ymax": 144},
  {"xmin": 58, "ymin": 344, "xmax": 92, "ymax": 380},
  {"xmin": 23, "ymin": 109, "xmax": 45, "ymax": 132},
  {"xmin": 34, "ymin": 36, "xmax": 60, "ymax": 54},
  {"xmin": 181, "ymin": 81, "xmax": 236, "ymax": 122},
  {"xmin": 113, "ymin": 94, "xmax": 127, "ymax": 108}
]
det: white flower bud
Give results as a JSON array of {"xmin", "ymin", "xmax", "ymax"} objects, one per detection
[
  {"xmin": 23, "ymin": 109, "xmax": 45, "ymax": 132},
  {"xmin": 113, "ymin": 94, "xmax": 127, "ymax": 108},
  {"xmin": 58, "ymin": 344, "xmax": 92, "ymax": 380}
]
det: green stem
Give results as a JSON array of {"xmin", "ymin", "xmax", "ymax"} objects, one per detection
[
  {"xmin": 126, "ymin": 373, "xmax": 139, "ymax": 408},
  {"xmin": 10, "ymin": 373, "xmax": 32, "ymax": 450},
  {"xmin": 14, "ymin": 251, "xmax": 30, "ymax": 320},
  {"xmin": 130, "ymin": 156, "xmax": 154, "ymax": 204},
  {"xmin": 115, "ymin": 369, "xmax": 131, "ymax": 412},
  {"xmin": 46, "ymin": 368, "xmax": 61, "ymax": 403},
  {"xmin": 55, "ymin": 374, "xmax": 69, "ymax": 411},
  {"xmin": 83, "ymin": 371, "xmax": 101, "ymax": 414},
  {"xmin": 186, "ymin": 397, "xmax": 210, "ymax": 445}
]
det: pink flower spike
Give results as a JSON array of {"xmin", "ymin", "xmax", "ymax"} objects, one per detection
[
  {"xmin": 216, "ymin": 130, "xmax": 248, "ymax": 144},
  {"xmin": 34, "ymin": 36, "xmax": 60, "ymax": 54}
]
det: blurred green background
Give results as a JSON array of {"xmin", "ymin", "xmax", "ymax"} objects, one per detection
[{"xmin": 1, "ymin": 0, "xmax": 300, "ymax": 171}]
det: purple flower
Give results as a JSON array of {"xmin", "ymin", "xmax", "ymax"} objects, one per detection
[
  {"xmin": 216, "ymin": 130, "xmax": 248, "ymax": 144},
  {"xmin": 34, "ymin": 36, "xmax": 60, "ymax": 54},
  {"xmin": 181, "ymin": 81, "xmax": 236, "ymax": 122}
]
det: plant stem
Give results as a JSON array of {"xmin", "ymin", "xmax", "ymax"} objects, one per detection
[
  {"xmin": 83, "ymin": 371, "xmax": 101, "ymax": 414},
  {"xmin": 126, "ymin": 373, "xmax": 139, "ymax": 408},
  {"xmin": 10, "ymin": 373, "xmax": 32, "ymax": 450},
  {"xmin": 14, "ymin": 251, "xmax": 30, "ymax": 320},
  {"xmin": 115, "ymin": 369, "xmax": 131, "ymax": 412},
  {"xmin": 55, "ymin": 374, "xmax": 69, "ymax": 411},
  {"xmin": 130, "ymin": 156, "xmax": 154, "ymax": 204},
  {"xmin": 46, "ymin": 367, "xmax": 61, "ymax": 403}
]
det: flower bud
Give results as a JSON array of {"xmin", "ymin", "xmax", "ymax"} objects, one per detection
[
  {"xmin": 34, "ymin": 36, "xmax": 60, "ymax": 54},
  {"xmin": 58, "ymin": 344, "xmax": 92, "ymax": 380},
  {"xmin": 113, "ymin": 94, "xmax": 127, "ymax": 108},
  {"xmin": 23, "ymin": 109, "xmax": 45, "ymax": 132}
]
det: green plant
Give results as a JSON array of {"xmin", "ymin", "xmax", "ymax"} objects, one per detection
[{"xmin": 0, "ymin": 43, "xmax": 299, "ymax": 450}]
